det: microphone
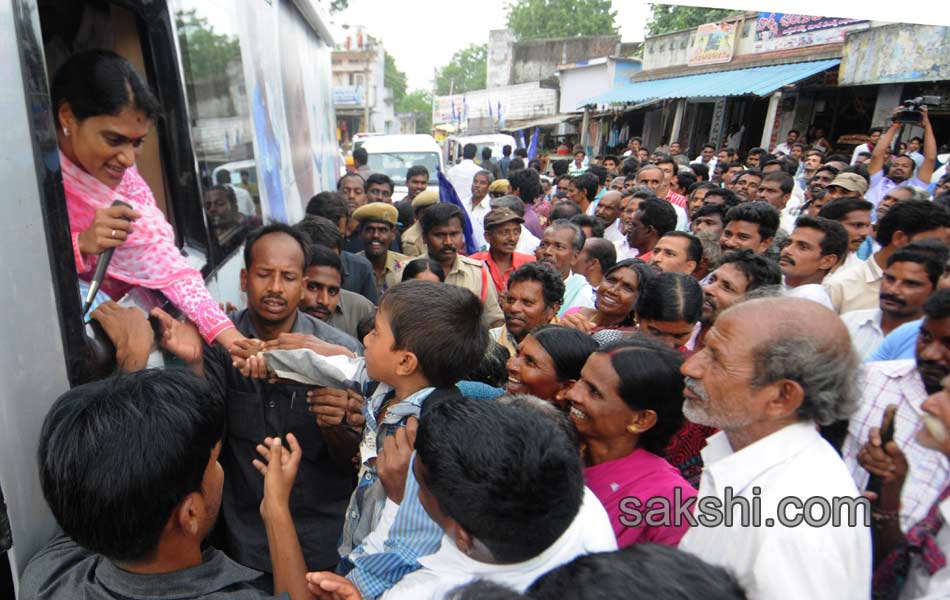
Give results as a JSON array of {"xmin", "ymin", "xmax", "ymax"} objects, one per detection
[{"xmin": 81, "ymin": 199, "xmax": 133, "ymax": 317}]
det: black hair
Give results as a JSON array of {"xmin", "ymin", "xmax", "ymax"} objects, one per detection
[
  {"xmin": 603, "ymin": 259, "xmax": 656, "ymax": 326},
  {"xmin": 482, "ymin": 147, "xmax": 493, "ymax": 159},
  {"xmin": 514, "ymin": 147, "xmax": 528, "ymax": 158},
  {"xmin": 676, "ymin": 172, "xmax": 698, "ymax": 192},
  {"xmin": 509, "ymin": 158, "xmax": 526, "ymax": 172},
  {"xmin": 465, "ymin": 341, "xmax": 510, "ymax": 388},
  {"xmin": 406, "ymin": 165, "xmax": 430, "ymax": 181},
  {"xmin": 244, "ymin": 222, "xmax": 310, "ymax": 270},
  {"xmin": 689, "ymin": 181, "xmax": 719, "ymax": 197},
  {"xmin": 570, "ymin": 214, "xmax": 604, "ymax": 239},
  {"xmin": 51, "ymin": 50, "xmax": 161, "ymax": 127},
  {"xmin": 531, "ymin": 324, "xmax": 599, "ymax": 382},
  {"xmin": 508, "ymin": 262, "xmax": 566, "ymax": 308},
  {"xmin": 366, "ymin": 172, "xmax": 394, "ymax": 192},
  {"xmin": 762, "ymin": 159, "xmax": 784, "ymax": 171},
  {"xmin": 691, "ymin": 162, "xmax": 710, "ymax": 181},
  {"xmin": 572, "ymin": 172, "xmax": 599, "ymax": 201},
  {"xmin": 780, "ymin": 156, "xmax": 799, "ymax": 176},
  {"xmin": 654, "ymin": 154, "xmax": 679, "ymax": 175},
  {"xmin": 294, "ymin": 215, "xmax": 343, "ymax": 252},
  {"xmin": 509, "ymin": 168, "xmax": 541, "ymax": 204},
  {"xmin": 620, "ymin": 158, "xmax": 640, "ymax": 177},
  {"xmin": 792, "ymin": 216, "xmax": 849, "ymax": 262},
  {"xmin": 762, "ymin": 171, "xmax": 794, "ymax": 194},
  {"xmin": 724, "ymin": 202, "xmax": 780, "ymax": 242},
  {"xmin": 876, "ymin": 200, "xmax": 950, "ymax": 247},
  {"xmin": 583, "ymin": 238, "xmax": 617, "ymax": 274},
  {"xmin": 693, "ymin": 202, "xmax": 728, "ymax": 222},
  {"xmin": 307, "ymin": 243, "xmax": 343, "ymax": 273},
  {"xmin": 637, "ymin": 197, "xmax": 678, "ymax": 238},
  {"xmin": 401, "ymin": 257, "xmax": 446, "ymax": 282},
  {"xmin": 415, "ymin": 395, "xmax": 583, "ymax": 563},
  {"xmin": 38, "ymin": 370, "xmax": 224, "ymax": 561},
  {"xmin": 549, "ymin": 200, "xmax": 581, "ymax": 221},
  {"xmin": 636, "ymin": 272, "xmax": 702, "ymax": 324},
  {"xmin": 587, "ymin": 164, "xmax": 608, "ymax": 186},
  {"xmin": 737, "ymin": 169, "xmax": 763, "ymax": 181},
  {"xmin": 379, "ymin": 281, "xmax": 487, "ymax": 387},
  {"xmin": 528, "ymin": 544, "xmax": 748, "ymax": 600},
  {"xmin": 704, "ymin": 187, "xmax": 740, "ymax": 208},
  {"xmin": 747, "ymin": 147, "xmax": 766, "ymax": 157},
  {"xmin": 337, "ymin": 173, "xmax": 365, "ymax": 190},
  {"xmin": 886, "ymin": 239, "xmax": 949, "ymax": 288},
  {"xmin": 924, "ymin": 288, "xmax": 950, "ymax": 321},
  {"xmin": 462, "ymin": 143, "xmax": 478, "ymax": 159},
  {"xmin": 207, "ymin": 184, "xmax": 237, "ymax": 208},
  {"xmin": 603, "ymin": 154, "xmax": 619, "ymax": 165},
  {"xmin": 663, "ymin": 231, "xmax": 703, "ymax": 264},
  {"xmin": 551, "ymin": 159, "xmax": 569, "ymax": 177},
  {"xmin": 841, "ymin": 164, "xmax": 871, "ymax": 185},
  {"xmin": 822, "ymin": 154, "xmax": 851, "ymax": 165},
  {"xmin": 352, "ymin": 146, "xmax": 368, "ymax": 166},
  {"xmin": 449, "ymin": 580, "xmax": 525, "ymax": 600},
  {"xmin": 718, "ymin": 249, "xmax": 783, "ymax": 290},
  {"xmin": 814, "ymin": 165, "xmax": 840, "ymax": 180},
  {"xmin": 868, "ymin": 126, "xmax": 884, "ymax": 136},
  {"xmin": 936, "ymin": 192, "xmax": 950, "ymax": 213},
  {"xmin": 420, "ymin": 203, "xmax": 463, "ymax": 236},
  {"xmin": 502, "ymin": 144, "xmax": 512, "ymax": 156},
  {"xmin": 599, "ymin": 335, "xmax": 685, "ymax": 455},
  {"xmin": 306, "ymin": 191, "xmax": 349, "ymax": 222}
]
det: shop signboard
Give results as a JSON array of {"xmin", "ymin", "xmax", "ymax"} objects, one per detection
[
  {"xmin": 688, "ymin": 21, "xmax": 738, "ymax": 66},
  {"xmin": 754, "ymin": 13, "xmax": 868, "ymax": 53}
]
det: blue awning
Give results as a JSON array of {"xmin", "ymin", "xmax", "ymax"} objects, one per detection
[{"xmin": 581, "ymin": 59, "xmax": 841, "ymax": 107}]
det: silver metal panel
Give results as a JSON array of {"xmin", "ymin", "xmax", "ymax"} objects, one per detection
[{"xmin": 0, "ymin": 0, "xmax": 69, "ymax": 590}]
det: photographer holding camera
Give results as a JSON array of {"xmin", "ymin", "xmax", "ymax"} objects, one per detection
[{"xmin": 866, "ymin": 104, "xmax": 937, "ymax": 212}]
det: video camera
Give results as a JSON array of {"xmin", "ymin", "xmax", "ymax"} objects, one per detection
[{"xmin": 895, "ymin": 96, "xmax": 942, "ymax": 124}]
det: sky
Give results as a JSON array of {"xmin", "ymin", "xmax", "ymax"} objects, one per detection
[{"xmin": 328, "ymin": 0, "xmax": 652, "ymax": 91}]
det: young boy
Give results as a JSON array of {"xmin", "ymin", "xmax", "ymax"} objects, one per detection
[{"xmin": 330, "ymin": 281, "xmax": 489, "ymax": 597}]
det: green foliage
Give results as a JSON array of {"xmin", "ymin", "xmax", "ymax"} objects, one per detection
[
  {"xmin": 175, "ymin": 10, "xmax": 240, "ymax": 81},
  {"xmin": 434, "ymin": 44, "xmax": 487, "ymax": 96},
  {"xmin": 385, "ymin": 51, "xmax": 407, "ymax": 105},
  {"xmin": 646, "ymin": 4, "xmax": 744, "ymax": 36},
  {"xmin": 506, "ymin": 0, "xmax": 618, "ymax": 40},
  {"xmin": 329, "ymin": 0, "xmax": 349, "ymax": 13},
  {"xmin": 398, "ymin": 90, "xmax": 433, "ymax": 133}
]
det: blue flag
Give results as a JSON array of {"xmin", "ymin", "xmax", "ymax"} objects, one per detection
[
  {"xmin": 527, "ymin": 127, "xmax": 539, "ymax": 161},
  {"xmin": 437, "ymin": 167, "xmax": 478, "ymax": 254},
  {"xmin": 518, "ymin": 131, "xmax": 526, "ymax": 149}
]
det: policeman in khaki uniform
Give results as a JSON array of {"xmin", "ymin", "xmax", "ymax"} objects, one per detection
[
  {"xmin": 400, "ymin": 189, "xmax": 439, "ymax": 258},
  {"xmin": 352, "ymin": 202, "xmax": 409, "ymax": 298},
  {"xmin": 397, "ymin": 202, "xmax": 505, "ymax": 327}
]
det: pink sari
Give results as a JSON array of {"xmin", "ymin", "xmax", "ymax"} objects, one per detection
[{"xmin": 62, "ymin": 151, "xmax": 234, "ymax": 343}]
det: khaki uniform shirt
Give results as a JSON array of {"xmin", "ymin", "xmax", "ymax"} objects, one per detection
[
  {"xmin": 401, "ymin": 223, "xmax": 426, "ymax": 258},
  {"xmin": 358, "ymin": 250, "xmax": 409, "ymax": 297},
  {"xmin": 823, "ymin": 255, "xmax": 884, "ymax": 314}
]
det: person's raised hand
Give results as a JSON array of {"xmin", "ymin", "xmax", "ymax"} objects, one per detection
[
  {"xmin": 253, "ymin": 434, "xmax": 302, "ymax": 520},
  {"xmin": 560, "ymin": 311, "xmax": 596, "ymax": 333},
  {"xmin": 151, "ymin": 307, "xmax": 203, "ymax": 365},
  {"xmin": 90, "ymin": 301, "xmax": 154, "ymax": 371},
  {"xmin": 305, "ymin": 572, "xmax": 364, "ymax": 600},
  {"xmin": 77, "ymin": 204, "xmax": 141, "ymax": 256},
  {"xmin": 376, "ymin": 417, "xmax": 418, "ymax": 504}
]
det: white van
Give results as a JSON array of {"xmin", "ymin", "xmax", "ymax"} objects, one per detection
[
  {"xmin": 446, "ymin": 133, "xmax": 517, "ymax": 166},
  {"xmin": 360, "ymin": 134, "xmax": 444, "ymax": 198}
]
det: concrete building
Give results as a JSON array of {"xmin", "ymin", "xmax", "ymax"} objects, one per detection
[{"xmin": 332, "ymin": 26, "xmax": 396, "ymax": 145}]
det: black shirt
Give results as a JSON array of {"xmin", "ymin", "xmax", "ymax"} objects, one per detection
[
  {"xmin": 207, "ymin": 310, "xmax": 362, "ymax": 573},
  {"xmin": 20, "ymin": 535, "xmax": 285, "ymax": 599},
  {"xmin": 341, "ymin": 251, "xmax": 379, "ymax": 304}
]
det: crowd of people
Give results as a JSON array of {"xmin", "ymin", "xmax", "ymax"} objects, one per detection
[{"xmin": 18, "ymin": 49, "xmax": 950, "ymax": 600}]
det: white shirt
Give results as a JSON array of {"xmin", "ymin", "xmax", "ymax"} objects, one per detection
[
  {"xmin": 226, "ymin": 184, "xmax": 256, "ymax": 216},
  {"xmin": 840, "ymin": 308, "xmax": 886, "ymax": 361},
  {"xmin": 515, "ymin": 225, "xmax": 540, "ymax": 254},
  {"xmin": 673, "ymin": 202, "xmax": 689, "ymax": 232},
  {"xmin": 866, "ymin": 170, "xmax": 928, "ymax": 210},
  {"xmin": 603, "ymin": 218, "xmax": 624, "ymax": 244},
  {"xmin": 851, "ymin": 143, "xmax": 872, "ymax": 165},
  {"xmin": 901, "ymin": 495, "xmax": 950, "ymax": 599},
  {"xmin": 773, "ymin": 142, "xmax": 792, "ymax": 156},
  {"xmin": 383, "ymin": 487, "xmax": 616, "ymax": 599},
  {"xmin": 613, "ymin": 238, "xmax": 639, "ymax": 261},
  {"xmin": 785, "ymin": 283, "xmax": 834, "ymax": 310},
  {"xmin": 446, "ymin": 159, "xmax": 482, "ymax": 200},
  {"xmin": 842, "ymin": 360, "xmax": 950, "ymax": 532},
  {"xmin": 462, "ymin": 195, "xmax": 491, "ymax": 251},
  {"xmin": 679, "ymin": 423, "xmax": 871, "ymax": 600}
]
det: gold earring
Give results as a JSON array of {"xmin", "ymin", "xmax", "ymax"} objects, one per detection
[{"xmin": 627, "ymin": 424, "xmax": 640, "ymax": 434}]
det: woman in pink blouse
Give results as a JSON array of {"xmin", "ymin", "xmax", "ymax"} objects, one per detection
[
  {"xmin": 53, "ymin": 50, "xmax": 242, "ymax": 349},
  {"xmin": 564, "ymin": 334, "xmax": 696, "ymax": 547}
]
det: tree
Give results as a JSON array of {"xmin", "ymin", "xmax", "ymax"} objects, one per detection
[
  {"xmin": 175, "ymin": 10, "xmax": 240, "ymax": 81},
  {"xmin": 329, "ymin": 0, "xmax": 349, "ymax": 13},
  {"xmin": 384, "ymin": 51, "xmax": 407, "ymax": 106},
  {"xmin": 506, "ymin": 0, "xmax": 617, "ymax": 40},
  {"xmin": 398, "ymin": 90, "xmax": 433, "ymax": 133},
  {"xmin": 434, "ymin": 44, "xmax": 487, "ymax": 96},
  {"xmin": 646, "ymin": 4, "xmax": 744, "ymax": 36}
]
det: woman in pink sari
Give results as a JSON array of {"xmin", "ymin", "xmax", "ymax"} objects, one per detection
[
  {"xmin": 564, "ymin": 334, "xmax": 696, "ymax": 548},
  {"xmin": 53, "ymin": 50, "xmax": 242, "ymax": 349}
]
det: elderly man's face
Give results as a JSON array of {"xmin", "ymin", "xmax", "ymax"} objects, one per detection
[{"xmin": 681, "ymin": 308, "xmax": 769, "ymax": 431}]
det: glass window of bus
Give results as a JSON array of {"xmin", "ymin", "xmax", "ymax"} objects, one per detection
[
  {"xmin": 367, "ymin": 152, "xmax": 441, "ymax": 186},
  {"xmin": 174, "ymin": 6, "xmax": 261, "ymax": 262}
]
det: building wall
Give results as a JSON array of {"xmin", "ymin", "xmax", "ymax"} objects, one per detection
[
  {"xmin": 512, "ymin": 35, "xmax": 620, "ymax": 84},
  {"xmin": 840, "ymin": 24, "xmax": 950, "ymax": 85},
  {"xmin": 559, "ymin": 63, "xmax": 608, "ymax": 113},
  {"xmin": 488, "ymin": 29, "xmax": 516, "ymax": 89},
  {"xmin": 434, "ymin": 82, "xmax": 558, "ymax": 126}
]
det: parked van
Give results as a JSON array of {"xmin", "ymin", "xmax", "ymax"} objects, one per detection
[{"xmin": 360, "ymin": 134, "xmax": 444, "ymax": 197}]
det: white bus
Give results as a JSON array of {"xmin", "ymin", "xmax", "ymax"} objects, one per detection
[{"xmin": 0, "ymin": 0, "xmax": 339, "ymax": 595}]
